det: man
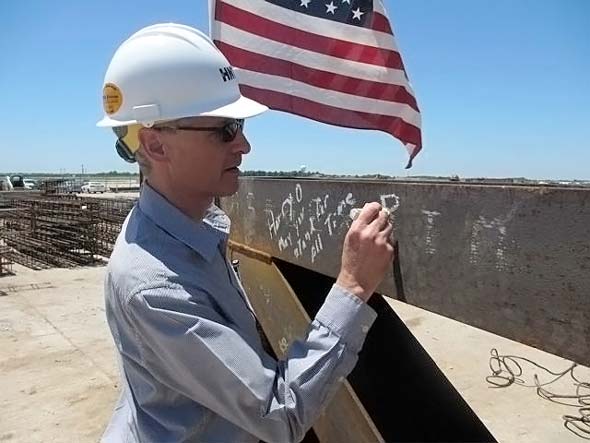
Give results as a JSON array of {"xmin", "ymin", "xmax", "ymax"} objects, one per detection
[{"xmin": 98, "ymin": 23, "xmax": 394, "ymax": 443}]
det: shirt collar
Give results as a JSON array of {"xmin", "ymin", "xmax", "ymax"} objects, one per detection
[{"xmin": 138, "ymin": 183, "xmax": 230, "ymax": 262}]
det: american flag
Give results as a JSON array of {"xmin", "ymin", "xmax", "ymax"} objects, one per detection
[{"xmin": 210, "ymin": 0, "xmax": 422, "ymax": 168}]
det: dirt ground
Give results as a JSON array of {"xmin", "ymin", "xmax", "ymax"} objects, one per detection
[{"xmin": 1, "ymin": 264, "xmax": 588, "ymax": 442}]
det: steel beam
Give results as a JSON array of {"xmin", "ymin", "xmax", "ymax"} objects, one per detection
[
  {"xmin": 223, "ymin": 178, "xmax": 590, "ymax": 366},
  {"xmin": 231, "ymin": 249, "xmax": 384, "ymax": 443}
]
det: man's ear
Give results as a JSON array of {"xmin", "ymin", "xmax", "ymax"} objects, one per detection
[{"xmin": 138, "ymin": 128, "xmax": 168, "ymax": 162}]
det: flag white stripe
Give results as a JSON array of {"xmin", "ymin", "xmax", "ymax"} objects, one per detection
[
  {"xmin": 217, "ymin": 0, "xmax": 398, "ymax": 52},
  {"xmin": 373, "ymin": 0, "xmax": 386, "ymax": 16},
  {"xmin": 236, "ymin": 69, "xmax": 421, "ymax": 128},
  {"xmin": 374, "ymin": 0, "xmax": 397, "ymax": 33},
  {"xmin": 214, "ymin": 22, "xmax": 412, "ymax": 91}
]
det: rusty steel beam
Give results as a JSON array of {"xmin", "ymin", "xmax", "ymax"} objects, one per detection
[
  {"xmin": 231, "ymin": 249, "xmax": 384, "ymax": 443},
  {"xmin": 222, "ymin": 178, "xmax": 590, "ymax": 366}
]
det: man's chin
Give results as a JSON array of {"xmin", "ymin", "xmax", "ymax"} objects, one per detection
[{"xmin": 217, "ymin": 181, "xmax": 240, "ymax": 197}]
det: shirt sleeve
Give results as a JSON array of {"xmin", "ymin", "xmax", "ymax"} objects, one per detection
[{"xmin": 124, "ymin": 283, "xmax": 377, "ymax": 443}]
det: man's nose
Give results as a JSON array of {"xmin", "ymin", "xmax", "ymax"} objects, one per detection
[{"xmin": 231, "ymin": 131, "xmax": 251, "ymax": 155}]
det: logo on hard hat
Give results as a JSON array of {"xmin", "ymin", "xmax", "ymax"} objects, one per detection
[
  {"xmin": 219, "ymin": 66, "xmax": 236, "ymax": 82},
  {"xmin": 103, "ymin": 83, "xmax": 123, "ymax": 115}
]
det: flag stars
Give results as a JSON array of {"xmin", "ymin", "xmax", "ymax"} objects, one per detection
[
  {"xmin": 352, "ymin": 7, "xmax": 364, "ymax": 20},
  {"xmin": 341, "ymin": 0, "xmax": 351, "ymax": 3},
  {"xmin": 325, "ymin": 1, "xmax": 337, "ymax": 14},
  {"xmin": 300, "ymin": 0, "xmax": 311, "ymax": 7}
]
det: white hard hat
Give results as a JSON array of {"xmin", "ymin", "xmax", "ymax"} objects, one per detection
[{"xmin": 97, "ymin": 23, "xmax": 267, "ymax": 128}]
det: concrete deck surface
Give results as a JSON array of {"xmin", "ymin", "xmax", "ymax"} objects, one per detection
[
  {"xmin": 0, "ymin": 265, "xmax": 587, "ymax": 442},
  {"xmin": 387, "ymin": 297, "xmax": 590, "ymax": 443},
  {"xmin": 0, "ymin": 265, "xmax": 118, "ymax": 443}
]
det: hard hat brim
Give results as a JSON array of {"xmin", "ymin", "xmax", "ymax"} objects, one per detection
[
  {"xmin": 201, "ymin": 95, "xmax": 269, "ymax": 120},
  {"xmin": 97, "ymin": 95, "xmax": 268, "ymax": 128}
]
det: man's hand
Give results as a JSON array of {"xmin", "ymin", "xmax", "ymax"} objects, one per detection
[{"xmin": 336, "ymin": 202, "xmax": 394, "ymax": 302}]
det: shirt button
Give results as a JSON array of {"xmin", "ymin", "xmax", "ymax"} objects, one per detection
[
  {"xmin": 338, "ymin": 377, "xmax": 345, "ymax": 383},
  {"xmin": 361, "ymin": 325, "xmax": 370, "ymax": 334}
]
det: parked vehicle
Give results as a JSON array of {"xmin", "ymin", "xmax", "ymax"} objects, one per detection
[
  {"xmin": 81, "ymin": 182, "xmax": 107, "ymax": 193},
  {"xmin": 1, "ymin": 176, "xmax": 37, "ymax": 191},
  {"xmin": 23, "ymin": 179, "xmax": 38, "ymax": 190}
]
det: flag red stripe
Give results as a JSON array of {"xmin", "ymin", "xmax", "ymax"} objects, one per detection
[
  {"xmin": 216, "ymin": 41, "xmax": 419, "ymax": 112},
  {"xmin": 369, "ymin": 12, "xmax": 393, "ymax": 34},
  {"xmin": 240, "ymin": 84, "xmax": 422, "ymax": 149},
  {"xmin": 215, "ymin": 1, "xmax": 403, "ymax": 70}
]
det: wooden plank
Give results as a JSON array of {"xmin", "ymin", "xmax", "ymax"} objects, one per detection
[{"xmin": 231, "ymin": 249, "xmax": 384, "ymax": 443}]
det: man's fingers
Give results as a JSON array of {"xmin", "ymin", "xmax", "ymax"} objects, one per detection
[
  {"xmin": 353, "ymin": 202, "xmax": 382, "ymax": 226},
  {"xmin": 369, "ymin": 209, "xmax": 390, "ymax": 232},
  {"xmin": 380, "ymin": 223, "xmax": 394, "ymax": 242}
]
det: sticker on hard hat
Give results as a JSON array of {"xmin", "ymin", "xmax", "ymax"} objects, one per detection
[{"xmin": 103, "ymin": 83, "xmax": 123, "ymax": 115}]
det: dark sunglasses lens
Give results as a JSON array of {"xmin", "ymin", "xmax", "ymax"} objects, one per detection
[{"xmin": 222, "ymin": 120, "xmax": 244, "ymax": 142}]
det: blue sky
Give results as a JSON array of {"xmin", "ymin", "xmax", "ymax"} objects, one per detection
[{"xmin": 1, "ymin": 0, "xmax": 589, "ymax": 179}]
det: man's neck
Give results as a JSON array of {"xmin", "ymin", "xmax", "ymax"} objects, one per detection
[{"xmin": 144, "ymin": 179, "xmax": 212, "ymax": 221}]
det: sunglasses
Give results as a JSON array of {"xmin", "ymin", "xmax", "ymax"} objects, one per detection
[{"xmin": 157, "ymin": 119, "xmax": 244, "ymax": 143}]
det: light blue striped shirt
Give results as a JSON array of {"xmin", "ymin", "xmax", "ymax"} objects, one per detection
[{"xmin": 102, "ymin": 183, "xmax": 377, "ymax": 443}]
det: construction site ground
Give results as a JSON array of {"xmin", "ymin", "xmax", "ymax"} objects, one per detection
[{"xmin": 0, "ymin": 264, "xmax": 588, "ymax": 443}]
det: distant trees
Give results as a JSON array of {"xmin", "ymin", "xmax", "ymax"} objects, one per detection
[
  {"xmin": 239, "ymin": 170, "xmax": 396, "ymax": 179},
  {"xmin": 93, "ymin": 171, "xmax": 140, "ymax": 176},
  {"xmin": 0, "ymin": 171, "xmax": 141, "ymax": 178},
  {"xmin": 240, "ymin": 170, "xmax": 321, "ymax": 177}
]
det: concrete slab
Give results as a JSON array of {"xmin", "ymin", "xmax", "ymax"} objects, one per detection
[
  {"xmin": 0, "ymin": 265, "xmax": 118, "ymax": 443},
  {"xmin": 77, "ymin": 192, "xmax": 139, "ymax": 200},
  {"xmin": 387, "ymin": 297, "xmax": 590, "ymax": 442}
]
